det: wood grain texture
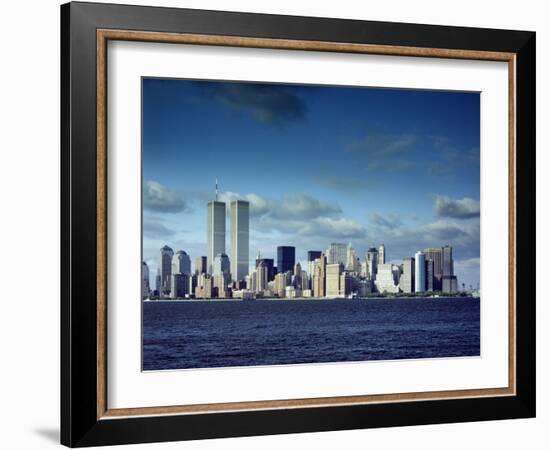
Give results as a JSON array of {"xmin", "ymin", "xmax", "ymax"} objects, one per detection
[{"xmin": 96, "ymin": 29, "xmax": 517, "ymax": 420}]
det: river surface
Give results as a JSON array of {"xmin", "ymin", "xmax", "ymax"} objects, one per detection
[{"xmin": 142, "ymin": 297, "xmax": 480, "ymax": 370}]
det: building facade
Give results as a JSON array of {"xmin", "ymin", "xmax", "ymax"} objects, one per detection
[
  {"xmin": 326, "ymin": 263, "xmax": 343, "ymax": 297},
  {"xmin": 326, "ymin": 243, "xmax": 347, "ymax": 265},
  {"xmin": 142, "ymin": 261, "xmax": 150, "ymax": 299},
  {"xmin": 207, "ymin": 200, "xmax": 226, "ymax": 275},
  {"xmin": 277, "ymin": 246, "xmax": 295, "ymax": 274},
  {"xmin": 159, "ymin": 245, "xmax": 174, "ymax": 296},
  {"xmin": 194, "ymin": 256, "xmax": 207, "ymax": 276},
  {"xmin": 414, "ymin": 251, "xmax": 426, "ymax": 292},
  {"xmin": 172, "ymin": 250, "xmax": 191, "ymax": 275},
  {"xmin": 399, "ymin": 257, "xmax": 415, "ymax": 293},
  {"xmin": 230, "ymin": 200, "xmax": 249, "ymax": 282}
]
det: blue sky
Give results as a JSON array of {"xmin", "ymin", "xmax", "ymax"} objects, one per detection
[{"xmin": 142, "ymin": 78, "xmax": 480, "ymax": 288}]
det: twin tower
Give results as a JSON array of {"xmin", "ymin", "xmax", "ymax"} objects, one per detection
[{"xmin": 207, "ymin": 194, "xmax": 250, "ymax": 282}]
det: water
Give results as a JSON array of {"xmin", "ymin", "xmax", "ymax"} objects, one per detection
[{"xmin": 142, "ymin": 297, "xmax": 480, "ymax": 371}]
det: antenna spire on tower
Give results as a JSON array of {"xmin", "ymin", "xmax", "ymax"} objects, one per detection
[{"xmin": 215, "ymin": 177, "xmax": 218, "ymax": 201}]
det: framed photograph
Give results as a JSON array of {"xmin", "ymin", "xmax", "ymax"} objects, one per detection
[{"xmin": 61, "ymin": 1, "xmax": 535, "ymax": 447}]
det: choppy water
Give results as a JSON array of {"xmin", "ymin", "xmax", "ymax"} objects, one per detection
[{"xmin": 142, "ymin": 297, "xmax": 480, "ymax": 370}]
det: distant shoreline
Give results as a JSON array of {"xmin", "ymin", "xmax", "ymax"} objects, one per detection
[{"xmin": 144, "ymin": 295, "xmax": 478, "ymax": 303}]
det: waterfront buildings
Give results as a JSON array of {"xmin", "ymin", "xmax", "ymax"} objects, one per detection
[
  {"xmin": 149, "ymin": 238, "xmax": 461, "ymax": 299},
  {"xmin": 159, "ymin": 245, "xmax": 174, "ymax": 295},
  {"xmin": 277, "ymin": 246, "xmax": 296, "ymax": 274},
  {"xmin": 414, "ymin": 251, "xmax": 426, "ymax": 292},
  {"xmin": 207, "ymin": 200, "xmax": 226, "ymax": 275},
  {"xmin": 230, "ymin": 200, "xmax": 249, "ymax": 282}
]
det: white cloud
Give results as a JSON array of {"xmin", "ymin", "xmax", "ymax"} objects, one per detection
[{"xmin": 143, "ymin": 180, "xmax": 189, "ymax": 213}]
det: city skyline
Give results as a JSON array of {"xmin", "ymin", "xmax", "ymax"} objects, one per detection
[{"xmin": 142, "ymin": 78, "xmax": 480, "ymax": 288}]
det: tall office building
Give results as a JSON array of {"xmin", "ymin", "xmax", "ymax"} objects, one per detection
[
  {"xmin": 441, "ymin": 245, "xmax": 457, "ymax": 293},
  {"xmin": 426, "ymin": 259, "xmax": 434, "ymax": 292},
  {"xmin": 213, "ymin": 253, "xmax": 231, "ymax": 294},
  {"xmin": 155, "ymin": 268, "xmax": 161, "ymax": 294},
  {"xmin": 424, "ymin": 247, "xmax": 444, "ymax": 290},
  {"xmin": 307, "ymin": 251, "xmax": 322, "ymax": 284},
  {"xmin": 171, "ymin": 273, "xmax": 189, "ymax": 299},
  {"xmin": 345, "ymin": 243, "xmax": 359, "ymax": 272},
  {"xmin": 172, "ymin": 250, "xmax": 191, "ymax": 275},
  {"xmin": 414, "ymin": 251, "xmax": 426, "ymax": 293},
  {"xmin": 326, "ymin": 243, "xmax": 347, "ymax": 265},
  {"xmin": 207, "ymin": 200, "xmax": 226, "ymax": 275},
  {"xmin": 378, "ymin": 244, "xmax": 386, "ymax": 265},
  {"xmin": 159, "ymin": 245, "xmax": 174, "ymax": 295},
  {"xmin": 326, "ymin": 263, "xmax": 343, "ymax": 297},
  {"xmin": 375, "ymin": 263, "xmax": 399, "ymax": 293},
  {"xmin": 141, "ymin": 261, "xmax": 150, "ymax": 299},
  {"xmin": 277, "ymin": 246, "xmax": 295, "ymax": 274},
  {"xmin": 255, "ymin": 256, "xmax": 275, "ymax": 281},
  {"xmin": 366, "ymin": 247, "xmax": 379, "ymax": 280},
  {"xmin": 230, "ymin": 200, "xmax": 249, "ymax": 281},
  {"xmin": 194, "ymin": 256, "xmax": 207, "ymax": 276},
  {"xmin": 256, "ymin": 260, "xmax": 269, "ymax": 293},
  {"xmin": 399, "ymin": 257, "xmax": 415, "ymax": 293},
  {"xmin": 442, "ymin": 245, "xmax": 453, "ymax": 276},
  {"xmin": 313, "ymin": 253, "xmax": 327, "ymax": 297}
]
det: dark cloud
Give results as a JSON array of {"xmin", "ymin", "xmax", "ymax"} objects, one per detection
[
  {"xmin": 195, "ymin": 82, "xmax": 306, "ymax": 126},
  {"xmin": 434, "ymin": 195, "xmax": 480, "ymax": 219},
  {"xmin": 143, "ymin": 181, "xmax": 189, "ymax": 213},
  {"xmin": 348, "ymin": 132, "xmax": 417, "ymax": 171}
]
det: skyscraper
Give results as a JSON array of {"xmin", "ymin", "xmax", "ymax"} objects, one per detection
[
  {"xmin": 159, "ymin": 245, "xmax": 174, "ymax": 295},
  {"xmin": 326, "ymin": 263, "xmax": 343, "ymax": 297},
  {"xmin": 142, "ymin": 261, "xmax": 150, "ymax": 299},
  {"xmin": 326, "ymin": 243, "xmax": 347, "ymax": 265},
  {"xmin": 426, "ymin": 259, "xmax": 434, "ymax": 292},
  {"xmin": 207, "ymin": 200, "xmax": 226, "ymax": 275},
  {"xmin": 366, "ymin": 247, "xmax": 379, "ymax": 280},
  {"xmin": 378, "ymin": 244, "xmax": 386, "ymax": 265},
  {"xmin": 213, "ymin": 253, "xmax": 231, "ymax": 294},
  {"xmin": 277, "ymin": 246, "xmax": 295, "ymax": 274},
  {"xmin": 414, "ymin": 251, "xmax": 426, "ymax": 293},
  {"xmin": 230, "ymin": 200, "xmax": 249, "ymax": 281},
  {"xmin": 400, "ymin": 257, "xmax": 415, "ymax": 293},
  {"xmin": 441, "ymin": 245, "xmax": 457, "ymax": 293},
  {"xmin": 307, "ymin": 251, "xmax": 321, "ymax": 287},
  {"xmin": 442, "ymin": 245, "xmax": 453, "ymax": 276},
  {"xmin": 345, "ymin": 243, "xmax": 359, "ymax": 272},
  {"xmin": 313, "ymin": 253, "xmax": 327, "ymax": 297},
  {"xmin": 194, "ymin": 256, "xmax": 207, "ymax": 276},
  {"xmin": 172, "ymin": 250, "xmax": 191, "ymax": 275},
  {"xmin": 424, "ymin": 247, "xmax": 443, "ymax": 290},
  {"xmin": 255, "ymin": 257, "xmax": 275, "ymax": 281}
]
